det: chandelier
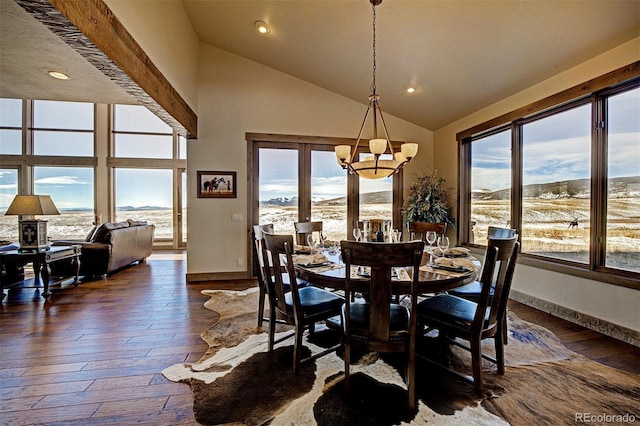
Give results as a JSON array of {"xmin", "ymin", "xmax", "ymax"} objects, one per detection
[{"xmin": 335, "ymin": 0, "xmax": 418, "ymax": 179}]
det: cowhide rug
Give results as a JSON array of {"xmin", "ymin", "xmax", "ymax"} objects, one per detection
[{"xmin": 163, "ymin": 288, "xmax": 639, "ymax": 425}]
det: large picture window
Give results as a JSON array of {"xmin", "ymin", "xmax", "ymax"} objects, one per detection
[
  {"xmin": 460, "ymin": 74, "xmax": 639, "ymax": 286},
  {"xmin": 521, "ymin": 103, "xmax": 591, "ymax": 263}
]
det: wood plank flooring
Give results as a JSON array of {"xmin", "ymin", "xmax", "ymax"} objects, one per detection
[{"xmin": 1, "ymin": 251, "xmax": 638, "ymax": 425}]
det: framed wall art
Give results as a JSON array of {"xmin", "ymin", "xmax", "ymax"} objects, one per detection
[{"xmin": 197, "ymin": 171, "xmax": 237, "ymax": 198}]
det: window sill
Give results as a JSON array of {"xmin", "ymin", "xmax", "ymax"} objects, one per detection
[{"xmin": 465, "ymin": 245, "xmax": 639, "ymax": 290}]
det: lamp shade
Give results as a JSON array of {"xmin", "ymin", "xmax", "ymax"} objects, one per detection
[
  {"xmin": 335, "ymin": 145, "xmax": 352, "ymax": 163},
  {"xmin": 369, "ymin": 138, "xmax": 387, "ymax": 155},
  {"xmin": 5, "ymin": 195, "xmax": 60, "ymax": 216},
  {"xmin": 401, "ymin": 143, "xmax": 419, "ymax": 159}
]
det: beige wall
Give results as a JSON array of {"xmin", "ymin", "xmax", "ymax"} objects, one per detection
[
  {"xmin": 188, "ymin": 43, "xmax": 432, "ymax": 275},
  {"xmin": 104, "ymin": 0, "xmax": 199, "ymax": 110},
  {"xmin": 433, "ymin": 37, "xmax": 640, "ymax": 332}
]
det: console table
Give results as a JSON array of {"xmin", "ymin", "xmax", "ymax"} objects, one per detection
[{"xmin": 0, "ymin": 245, "xmax": 81, "ymax": 300}]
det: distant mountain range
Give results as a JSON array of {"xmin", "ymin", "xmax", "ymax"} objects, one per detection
[
  {"xmin": 260, "ymin": 176, "xmax": 640, "ymax": 206},
  {"xmin": 261, "ymin": 191, "xmax": 391, "ymax": 206},
  {"xmin": 473, "ymin": 176, "xmax": 639, "ymax": 200}
]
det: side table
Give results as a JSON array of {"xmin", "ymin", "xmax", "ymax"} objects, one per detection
[{"xmin": 0, "ymin": 245, "xmax": 81, "ymax": 300}]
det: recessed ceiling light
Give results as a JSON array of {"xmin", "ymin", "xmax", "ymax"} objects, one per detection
[
  {"xmin": 255, "ymin": 21, "xmax": 270, "ymax": 34},
  {"xmin": 48, "ymin": 71, "xmax": 69, "ymax": 80},
  {"xmin": 404, "ymin": 85, "xmax": 417, "ymax": 94}
]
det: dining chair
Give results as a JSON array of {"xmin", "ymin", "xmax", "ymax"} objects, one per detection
[
  {"xmin": 448, "ymin": 226, "xmax": 518, "ymax": 343},
  {"xmin": 252, "ymin": 224, "xmax": 273, "ymax": 326},
  {"xmin": 340, "ymin": 240, "xmax": 425, "ymax": 413},
  {"xmin": 294, "ymin": 221, "xmax": 323, "ymax": 246},
  {"xmin": 449, "ymin": 226, "xmax": 517, "ymax": 301},
  {"xmin": 262, "ymin": 232, "xmax": 344, "ymax": 375},
  {"xmin": 415, "ymin": 236, "xmax": 519, "ymax": 396},
  {"xmin": 407, "ymin": 221, "xmax": 446, "ymax": 242},
  {"xmin": 252, "ymin": 224, "xmax": 308, "ymax": 326}
]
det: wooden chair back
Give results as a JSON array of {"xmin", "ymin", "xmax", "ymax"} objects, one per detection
[
  {"xmin": 474, "ymin": 236, "xmax": 519, "ymax": 339},
  {"xmin": 407, "ymin": 221, "xmax": 446, "ymax": 242},
  {"xmin": 253, "ymin": 224, "xmax": 274, "ymax": 269},
  {"xmin": 252, "ymin": 224, "xmax": 275, "ymax": 326},
  {"xmin": 294, "ymin": 221, "xmax": 323, "ymax": 245},
  {"xmin": 262, "ymin": 233, "xmax": 302, "ymax": 320}
]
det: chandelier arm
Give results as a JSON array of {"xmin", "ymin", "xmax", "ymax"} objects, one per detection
[
  {"xmin": 351, "ymin": 102, "xmax": 373, "ymax": 163},
  {"xmin": 375, "ymin": 102, "xmax": 394, "ymax": 156}
]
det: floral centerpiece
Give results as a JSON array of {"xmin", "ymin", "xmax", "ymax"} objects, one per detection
[{"xmin": 403, "ymin": 169, "xmax": 455, "ymax": 228}]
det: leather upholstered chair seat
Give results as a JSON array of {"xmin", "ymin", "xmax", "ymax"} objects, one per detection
[{"xmin": 348, "ymin": 303, "xmax": 410, "ymax": 341}]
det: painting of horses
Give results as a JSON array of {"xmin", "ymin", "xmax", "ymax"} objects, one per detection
[{"xmin": 197, "ymin": 171, "xmax": 237, "ymax": 198}]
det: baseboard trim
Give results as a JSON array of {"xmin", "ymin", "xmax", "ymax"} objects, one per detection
[
  {"xmin": 186, "ymin": 271, "xmax": 251, "ymax": 283},
  {"xmin": 510, "ymin": 290, "xmax": 640, "ymax": 347}
]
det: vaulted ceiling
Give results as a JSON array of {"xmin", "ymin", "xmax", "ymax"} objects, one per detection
[{"xmin": 1, "ymin": 0, "xmax": 638, "ymax": 131}]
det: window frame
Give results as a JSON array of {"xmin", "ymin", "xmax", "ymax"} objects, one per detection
[{"xmin": 458, "ymin": 63, "xmax": 640, "ymax": 290}]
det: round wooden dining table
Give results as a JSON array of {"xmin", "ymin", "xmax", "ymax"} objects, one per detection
[{"xmin": 294, "ymin": 250, "xmax": 480, "ymax": 294}]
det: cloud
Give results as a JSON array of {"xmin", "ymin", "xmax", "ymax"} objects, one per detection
[{"xmin": 35, "ymin": 176, "xmax": 88, "ymax": 185}]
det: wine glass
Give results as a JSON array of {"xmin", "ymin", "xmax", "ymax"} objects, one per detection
[
  {"xmin": 306, "ymin": 234, "xmax": 317, "ymax": 251},
  {"xmin": 426, "ymin": 231, "xmax": 437, "ymax": 250},
  {"xmin": 437, "ymin": 235, "xmax": 450, "ymax": 257},
  {"xmin": 320, "ymin": 230, "xmax": 327, "ymax": 247},
  {"xmin": 352, "ymin": 228, "xmax": 361, "ymax": 242}
]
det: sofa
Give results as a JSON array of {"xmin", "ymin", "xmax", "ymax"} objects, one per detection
[{"xmin": 52, "ymin": 220, "xmax": 155, "ymax": 278}]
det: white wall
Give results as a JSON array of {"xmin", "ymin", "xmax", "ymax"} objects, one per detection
[
  {"xmin": 104, "ymin": 0, "xmax": 199, "ymax": 110},
  {"xmin": 188, "ymin": 43, "xmax": 432, "ymax": 275},
  {"xmin": 433, "ymin": 37, "xmax": 640, "ymax": 332}
]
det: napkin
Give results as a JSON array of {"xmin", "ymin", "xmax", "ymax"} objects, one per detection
[
  {"xmin": 444, "ymin": 247, "xmax": 470, "ymax": 257},
  {"xmin": 433, "ymin": 256, "xmax": 478, "ymax": 272},
  {"xmin": 294, "ymin": 253, "xmax": 328, "ymax": 266},
  {"xmin": 294, "ymin": 245, "xmax": 312, "ymax": 253}
]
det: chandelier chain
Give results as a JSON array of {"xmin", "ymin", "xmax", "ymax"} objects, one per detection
[{"xmin": 371, "ymin": 1, "xmax": 377, "ymax": 95}]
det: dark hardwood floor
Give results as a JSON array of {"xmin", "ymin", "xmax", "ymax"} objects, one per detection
[{"xmin": 1, "ymin": 251, "xmax": 637, "ymax": 425}]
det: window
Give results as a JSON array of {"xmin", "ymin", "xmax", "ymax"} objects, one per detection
[
  {"xmin": 0, "ymin": 169, "xmax": 19, "ymax": 242},
  {"xmin": 33, "ymin": 100, "xmax": 94, "ymax": 156},
  {"xmin": 521, "ymin": 103, "xmax": 591, "ymax": 263},
  {"xmin": 606, "ymin": 87, "xmax": 640, "ymax": 273},
  {"xmin": 459, "ymin": 72, "xmax": 639, "ymax": 286},
  {"xmin": 111, "ymin": 104, "xmax": 187, "ymax": 247},
  {"xmin": 114, "ymin": 168, "xmax": 173, "ymax": 239},
  {"xmin": 311, "ymin": 150, "xmax": 347, "ymax": 242},
  {"xmin": 258, "ymin": 148, "xmax": 299, "ymax": 235},
  {"xmin": 359, "ymin": 153, "xmax": 393, "ymax": 224},
  {"xmin": 470, "ymin": 128, "xmax": 512, "ymax": 246},
  {"xmin": 34, "ymin": 166, "xmax": 94, "ymax": 241},
  {"xmin": 0, "ymin": 98, "xmax": 22, "ymax": 155},
  {"xmin": 113, "ymin": 105, "xmax": 172, "ymax": 159}
]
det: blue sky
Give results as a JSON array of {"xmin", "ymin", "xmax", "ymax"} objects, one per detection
[{"xmin": 471, "ymin": 88, "xmax": 639, "ymax": 192}]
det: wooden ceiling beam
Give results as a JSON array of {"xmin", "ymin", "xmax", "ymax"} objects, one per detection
[{"xmin": 16, "ymin": 0, "xmax": 197, "ymax": 138}]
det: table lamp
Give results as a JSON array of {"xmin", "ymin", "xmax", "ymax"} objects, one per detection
[{"xmin": 4, "ymin": 195, "xmax": 60, "ymax": 251}]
